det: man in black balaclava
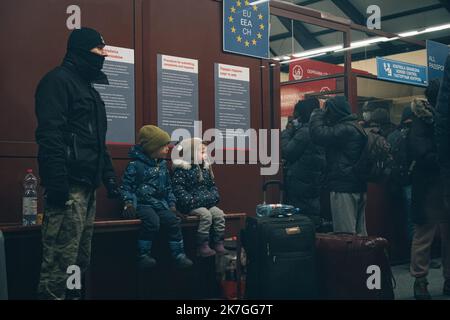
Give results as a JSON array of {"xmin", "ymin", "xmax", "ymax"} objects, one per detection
[
  {"xmin": 309, "ymin": 96, "xmax": 368, "ymax": 235},
  {"xmin": 35, "ymin": 28, "xmax": 120, "ymax": 300}
]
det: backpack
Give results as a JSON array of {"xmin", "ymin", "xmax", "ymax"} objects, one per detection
[
  {"xmin": 387, "ymin": 127, "xmax": 415, "ymax": 186},
  {"xmin": 351, "ymin": 123, "xmax": 393, "ymax": 183}
]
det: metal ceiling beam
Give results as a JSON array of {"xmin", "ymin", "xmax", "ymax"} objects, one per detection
[
  {"xmin": 307, "ymin": 4, "xmax": 445, "ymax": 38},
  {"xmin": 270, "ymin": 32, "xmax": 291, "ymax": 42},
  {"xmin": 381, "ymin": 4, "xmax": 443, "ymax": 21},
  {"xmin": 319, "ymin": 42, "xmax": 423, "ymax": 65},
  {"xmin": 330, "ymin": 0, "xmax": 365, "ymax": 25},
  {"xmin": 438, "ymin": 0, "xmax": 450, "ymax": 13},
  {"xmin": 294, "ymin": 0, "xmax": 323, "ymax": 6},
  {"xmin": 277, "ymin": 16, "xmax": 323, "ymax": 50},
  {"xmin": 329, "ymin": 0, "xmax": 394, "ymax": 52},
  {"xmin": 270, "ymin": 47, "xmax": 279, "ymax": 57}
]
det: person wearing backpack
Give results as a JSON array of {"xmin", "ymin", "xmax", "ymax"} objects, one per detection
[
  {"xmin": 408, "ymin": 81, "xmax": 450, "ymax": 299},
  {"xmin": 309, "ymin": 96, "xmax": 368, "ymax": 235},
  {"xmin": 436, "ymin": 55, "xmax": 450, "ymax": 214},
  {"xmin": 434, "ymin": 55, "xmax": 450, "ymax": 298},
  {"xmin": 366, "ymin": 107, "xmax": 397, "ymax": 138},
  {"xmin": 361, "ymin": 99, "xmax": 396, "ymax": 136}
]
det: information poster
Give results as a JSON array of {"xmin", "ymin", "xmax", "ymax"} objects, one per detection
[
  {"xmin": 215, "ymin": 63, "xmax": 250, "ymax": 148},
  {"xmin": 157, "ymin": 54, "xmax": 199, "ymax": 137},
  {"xmin": 94, "ymin": 46, "xmax": 135, "ymax": 144}
]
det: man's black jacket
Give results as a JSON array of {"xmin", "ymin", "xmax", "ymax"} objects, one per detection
[{"xmin": 35, "ymin": 55, "xmax": 115, "ymax": 193}]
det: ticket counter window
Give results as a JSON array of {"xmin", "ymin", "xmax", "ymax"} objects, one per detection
[
  {"xmin": 280, "ymin": 76, "xmax": 345, "ymax": 129},
  {"xmin": 356, "ymin": 76, "xmax": 426, "ymax": 126},
  {"xmin": 271, "ymin": 16, "xmax": 346, "ymax": 129}
]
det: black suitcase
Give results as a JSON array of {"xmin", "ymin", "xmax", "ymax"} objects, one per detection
[{"xmin": 244, "ymin": 181, "xmax": 318, "ymax": 300}]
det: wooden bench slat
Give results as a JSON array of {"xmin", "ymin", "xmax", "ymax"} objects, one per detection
[{"xmin": 0, "ymin": 213, "xmax": 247, "ymax": 235}]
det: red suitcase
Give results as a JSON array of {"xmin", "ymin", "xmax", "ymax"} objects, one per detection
[{"xmin": 316, "ymin": 233, "xmax": 395, "ymax": 300}]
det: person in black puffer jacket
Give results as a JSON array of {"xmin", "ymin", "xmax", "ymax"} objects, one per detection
[
  {"xmin": 172, "ymin": 138, "xmax": 226, "ymax": 257},
  {"xmin": 408, "ymin": 88, "xmax": 450, "ymax": 299},
  {"xmin": 281, "ymin": 98, "xmax": 326, "ymax": 225},
  {"xmin": 436, "ymin": 56, "xmax": 450, "ymax": 211},
  {"xmin": 34, "ymin": 28, "xmax": 120, "ymax": 300},
  {"xmin": 309, "ymin": 96, "xmax": 368, "ymax": 235},
  {"xmin": 434, "ymin": 55, "xmax": 450, "ymax": 298}
]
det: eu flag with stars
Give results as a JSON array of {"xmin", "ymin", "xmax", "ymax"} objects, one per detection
[{"xmin": 223, "ymin": 0, "xmax": 270, "ymax": 59}]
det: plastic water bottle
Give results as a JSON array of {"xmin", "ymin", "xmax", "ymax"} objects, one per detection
[{"xmin": 22, "ymin": 169, "xmax": 38, "ymax": 226}]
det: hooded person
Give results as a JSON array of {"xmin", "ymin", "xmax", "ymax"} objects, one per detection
[
  {"xmin": 309, "ymin": 96, "xmax": 368, "ymax": 235},
  {"xmin": 35, "ymin": 27, "xmax": 119, "ymax": 300},
  {"xmin": 65, "ymin": 27, "xmax": 109, "ymax": 83},
  {"xmin": 408, "ymin": 97, "xmax": 450, "ymax": 299},
  {"xmin": 281, "ymin": 98, "xmax": 326, "ymax": 226},
  {"xmin": 171, "ymin": 138, "xmax": 226, "ymax": 257},
  {"xmin": 369, "ymin": 108, "xmax": 396, "ymax": 138},
  {"xmin": 401, "ymin": 105, "xmax": 414, "ymax": 126},
  {"xmin": 434, "ymin": 55, "xmax": 450, "ymax": 298}
]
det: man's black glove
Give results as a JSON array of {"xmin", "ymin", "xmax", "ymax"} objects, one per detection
[
  {"xmin": 46, "ymin": 188, "xmax": 70, "ymax": 208},
  {"xmin": 122, "ymin": 203, "xmax": 137, "ymax": 219},
  {"xmin": 105, "ymin": 177, "xmax": 121, "ymax": 199}
]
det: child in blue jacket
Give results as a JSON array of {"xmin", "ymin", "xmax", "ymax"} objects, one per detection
[
  {"xmin": 172, "ymin": 138, "xmax": 226, "ymax": 257},
  {"xmin": 121, "ymin": 125, "xmax": 193, "ymax": 269}
]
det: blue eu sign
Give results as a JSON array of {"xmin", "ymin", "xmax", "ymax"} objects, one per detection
[{"xmin": 223, "ymin": 0, "xmax": 270, "ymax": 59}]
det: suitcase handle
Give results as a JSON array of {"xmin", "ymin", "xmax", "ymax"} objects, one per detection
[
  {"xmin": 263, "ymin": 180, "xmax": 283, "ymax": 204},
  {"xmin": 263, "ymin": 180, "xmax": 283, "ymax": 192}
]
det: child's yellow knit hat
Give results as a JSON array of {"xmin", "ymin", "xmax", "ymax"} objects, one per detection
[{"xmin": 138, "ymin": 125, "xmax": 170, "ymax": 155}]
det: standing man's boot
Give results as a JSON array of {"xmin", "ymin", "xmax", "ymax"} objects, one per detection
[{"xmin": 414, "ymin": 277, "xmax": 432, "ymax": 300}]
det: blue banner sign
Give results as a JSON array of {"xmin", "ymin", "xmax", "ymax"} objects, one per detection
[{"xmin": 376, "ymin": 57, "xmax": 427, "ymax": 87}]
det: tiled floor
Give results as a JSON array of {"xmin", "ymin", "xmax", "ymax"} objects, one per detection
[{"xmin": 393, "ymin": 260, "xmax": 450, "ymax": 300}]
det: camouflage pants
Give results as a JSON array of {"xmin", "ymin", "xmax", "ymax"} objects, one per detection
[{"xmin": 37, "ymin": 185, "xmax": 96, "ymax": 300}]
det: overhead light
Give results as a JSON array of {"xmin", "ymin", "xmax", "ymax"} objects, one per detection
[
  {"xmin": 280, "ymin": 53, "xmax": 327, "ymax": 64},
  {"xmin": 351, "ymin": 37, "xmax": 390, "ymax": 47},
  {"xmin": 333, "ymin": 36, "xmax": 398, "ymax": 53},
  {"xmin": 292, "ymin": 45, "xmax": 343, "ymax": 58},
  {"xmin": 273, "ymin": 23, "xmax": 450, "ymax": 63},
  {"xmin": 398, "ymin": 23, "xmax": 450, "ymax": 39},
  {"xmin": 399, "ymin": 30, "xmax": 420, "ymax": 38},
  {"xmin": 273, "ymin": 57, "xmax": 281, "ymax": 61},
  {"xmin": 249, "ymin": 0, "xmax": 269, "ymax": 5},
  {"xmin": 425, "ymin": 23, "xmax": 450, "ymax": 33}
]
